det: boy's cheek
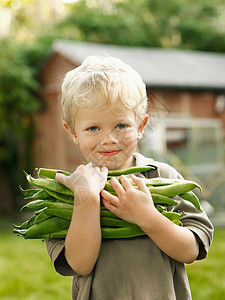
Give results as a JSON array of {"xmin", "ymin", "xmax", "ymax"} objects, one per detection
[{"xmin": 121, "ymin": 133, "xmax": 138, "ymax": 146}]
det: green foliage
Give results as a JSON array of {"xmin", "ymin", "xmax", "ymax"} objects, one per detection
[
  {"xmin": 56, "ymin": 0, "xmax": 225, "ymax": 52},
  {"xmin": 0, "ymin": 38, "xmax": 46, "ymax": 212}
]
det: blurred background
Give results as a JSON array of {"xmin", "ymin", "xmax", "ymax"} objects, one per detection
[{"xmin": 0, "ymin": 0, "xmax": 225, "ymax": 299}]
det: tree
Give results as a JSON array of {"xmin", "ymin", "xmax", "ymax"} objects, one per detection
[
  {"xmin": 0, "ymin": 38, "xmax": 45, "ymax": 213},
  {"xmin": 55, "ymin": 0, "xmax": 225, "ymax": 52}
]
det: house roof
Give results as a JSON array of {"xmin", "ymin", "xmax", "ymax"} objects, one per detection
[{"xmin": 52, "ymin": 40, "xmax": 225, "ymax": 91}]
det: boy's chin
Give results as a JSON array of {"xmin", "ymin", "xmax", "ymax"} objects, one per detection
[
  {"xmin": 92, "ymin": 159, "xmax": 132, "ymax": 171},
  {"xmin": 88, "ymin": 158, "xmax": 120, "ymax": 170}
]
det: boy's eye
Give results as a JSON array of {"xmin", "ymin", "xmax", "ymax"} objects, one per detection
[
  {"xmin": 116, "ymin": 123, "xmax": 127, "ymax": 129},
  {"xmin": 87, "ymin": 126, "xmax": 98, "ymax": 132}
]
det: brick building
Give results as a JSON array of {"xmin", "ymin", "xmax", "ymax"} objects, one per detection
[{"xmin": 35, "ymin": 40, "xmax": 225, "ymax": 172}]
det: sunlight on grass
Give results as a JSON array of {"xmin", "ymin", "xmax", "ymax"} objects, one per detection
[
  {"xmin": 0, "ymin": 227, "xmax": 71, "ymax": 300},
  {"xmin": 1, "ymin": 219, "xmax": 224, "ymax": 299},
  {"xmin": 187, "ymin": 227, "xmax": 225, "ymax": 299}
]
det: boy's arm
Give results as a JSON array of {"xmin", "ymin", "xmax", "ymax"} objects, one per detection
[
  {"xmin": 56, "ymin": 165, "xmax": 108, "ymax": 275},
  {"xmin": 101, "ymin": 175, "xmax": 199, "ymax": 264}
]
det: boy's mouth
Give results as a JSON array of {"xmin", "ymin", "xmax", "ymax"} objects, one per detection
[{"xmin": 98, "ymin": 150, "xmax": 121, "ymax": 157}]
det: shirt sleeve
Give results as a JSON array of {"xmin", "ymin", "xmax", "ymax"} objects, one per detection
[
  {"xmin": 154, "ymin": 160, "xmax": 214, "ymax": 261},
  {"xmin": 175, "ymin": 199, "xmax": 214, "ymax": 260},
  {"xmin": 45, "ymin": 238, "xmax": 76, "ymax": 276}
]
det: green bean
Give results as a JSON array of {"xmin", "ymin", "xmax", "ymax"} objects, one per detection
[
  {"xmin": 43, "ymin": 189, "xmax": 74, "ymax": 203},
  {"xmin": 110, "ymin": 177, "xmax": 185, "ymax": 186},
  {"xmin": 34, "ymin": 210, "xmax": 53, "ymax": 224},
  {"xmin": 24, "ymin": 189, "xmax": 55, "ymax": 201},
  {"xmin": 13, "ymin": 215, "xmax": 36, "ymax": 230},
  {"xmin": 12, "ymin": 228, "xmax": 27, "ymax": 237},
  {"xmin": 155, "ymin": 205, "xmax": 167, "ymax": 213},
  {"xmin": 104, "ymin": 181, "xmax": 116, "ymax": 192},
  {"xmin": 172, "ymin": 219, "xmax": 183, "ymax": 226},
  {"xmin": 37, "ymin": 168, "xmax": 71, "ymax": 179},
  {"xmin": 107, "ymin": 166, "xmax": 155, "ymax": 177},
  {"xmin": 151, "ymin": 194, "xmax": 180, "ymax": 206},
  {"xmin": 148, "ymin": 181, "xmax": 201, "ymax": 198},
  {"xmin": 100, "ymin": 217, "xmax": 137, "ymax": 228},
  {"xmin": 100, "ymin": 209, "xmax": 119, "ymax": 219},
  {"xmin": 18, "ymin": 217, "xmax": 70, "ymax": 239},
  {"xmin": 44, "ymin": 208, "xmax": 73, "ymax": 221},
  {"xmin": 25, "ymin": 173, "xmax": 74, "ymax": 196},
  {"xmin": 19, "ymin": 186, "xmax": 39, "ymax": 197},
  {"xmin": 22, "ymin": 200, "xmax": 73, "ymax": 212},
  {"xmin": 141, "ymin": 177, "xmax": 185, "ymax": 186},
  {"xmin": 21, "ymin": 200, "xmax": 50, "ymax": 211},
  {"xmin": 101, "ymin": 227, "xmax": 146, "ymax": 238},
  {"xmin": 161, "ymin": 211, "xmax": 184, "ymax": 221},
  {"xmin": 179, "ymin": 191, "xmax": 202, "ymax": 211},
  {"xmin": 49, "ymin": 229, "xmax": 68, "ymax": 238}
]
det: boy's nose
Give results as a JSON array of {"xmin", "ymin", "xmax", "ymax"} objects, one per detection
[{"xmin": 101, "ymin": 131, "xmax": 117, "ymax": 145}]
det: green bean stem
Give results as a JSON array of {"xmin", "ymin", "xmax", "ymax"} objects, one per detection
[{"xmin": 37, "ymin": 168, "xmax": 71, "ymax": 179}]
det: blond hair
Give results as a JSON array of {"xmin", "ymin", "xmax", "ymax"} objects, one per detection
[{"xmin": 61, "ymin": 55, "xmax": 148, "ymax": 131}]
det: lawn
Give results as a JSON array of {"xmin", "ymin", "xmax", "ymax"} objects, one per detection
[{"xmin": 0, "ymin": 218, "xmax": 224, "ymax": 299}]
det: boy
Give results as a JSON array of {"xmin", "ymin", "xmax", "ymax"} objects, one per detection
[{"xmin": 45, "ymin": 55, "xmax": 213, "ymax": 299}]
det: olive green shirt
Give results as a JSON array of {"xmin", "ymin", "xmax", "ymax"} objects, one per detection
[{"xmin": 45, "ymin": 153, "xmax": 214, "ymax": 300}]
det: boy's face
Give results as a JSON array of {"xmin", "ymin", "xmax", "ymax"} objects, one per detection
[{"xmin": 66, "ymin": 105, "xmax": 148, "ymax": 170}]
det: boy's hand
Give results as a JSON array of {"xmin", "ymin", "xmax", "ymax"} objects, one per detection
[
  {"xmin": 56, "ymin": 165, "xmax": 108, "ymax": 205},
  {"xmin": 101, "ymin": 175, "xmax": 157, "ymax": 227}
]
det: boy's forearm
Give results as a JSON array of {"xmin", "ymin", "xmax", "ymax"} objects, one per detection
[
  {"xmin": 140, "ymin": 209, "xmax": 199, "ymax": 264},
  {"xmin": 65, "ymin": 193, "xmax": 102, "ymax": 275}
]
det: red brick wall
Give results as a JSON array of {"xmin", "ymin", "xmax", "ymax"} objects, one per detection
[
  {"xmin": 148, "ymin": 90, "xmax": 225, "ymax": 132},
  {"xmin": 34, "ymin": 54, "xmax": 85, "ymax": 172}
]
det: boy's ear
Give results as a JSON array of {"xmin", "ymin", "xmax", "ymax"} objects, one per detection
[
  {"xmin": 137, "ymin": 114, "xmax": 149, "ymax": 140},
  {"xmin": 63, "ymin": 122, "xmax": 79, "ymax": 144}
]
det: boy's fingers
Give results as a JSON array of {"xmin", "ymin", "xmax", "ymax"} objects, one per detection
[
  {"xmin": 131, "ymin": 175, "xmax": 150, "ymax": 194},
  {"xmin": 119, "ymin": 175, "xmax": 133, "ymax": 191},
  {"xmin": 55, "ymin": 173, "xmax": 67, "ymax": 186},
  {"xmin": 101, "ymin": 190, "xmax": 119, "ymax": 207},
  {"xmin": 110, "ymin": 177, "xmax": 125, "ymax": 197},
  {"xmin": 101, "ymin": 197, "xmax": 118, "ymax": 214},
  {"xmin": 101, "ymin": 167, "xmax": 108, "ymax": 178}
]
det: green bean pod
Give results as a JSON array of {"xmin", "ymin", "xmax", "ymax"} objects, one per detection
[
  {"xmin": 19, "ymin": 186, "xmax": 39, "ymax": 197},
  {"xmin": 100, "ymin": 209, "xmax": 119, "ymax": 219},
  {"xmin": 13, "ymin": 215, "xmax": 36, "ymax": 230},
  {"xmin": 43, "ymin": 208, "xmax": 73, "ymax": 221},
  {"xmin": 101, "ymin": 227, "xmax": 146, "ymax": 238},
  {"xmin": 24, "ymin": 189, "xmax": 55, "ymax": 201},
  {"xmin": 179, "ymin": 191, "xmax": 202, "ymax": 211},
  {"xmin": 25, "ymin": 173, "xmax": 74, "ymax": 197},
  {"xmin": 151, "ymin": 194, "xmax": 180, "ymax": 206},
  {"xmin": 148, "ymin": 181, "xmax": 201, "ymax": 198},
  {"xmin": 34, "ymin": 210, "xmax": 53, "ymax": 224},
  {"xmin": 49, "ymin": 229, "xmax": 68, "ymax": 239},
  {"xmin": 43, "ymin": 189, "xmax": 74, "ymax": 203},
  {"xmin": 100, "ymin": 217, "xmax": 137, "ymax": 228},
  {"xmin": 16, "ymin": 217, "xmax": 70, "ymax": 239},
  {"xmin": 107, "ymin": 166, "xmax": 155, "ymax": 177},
  {"xmin": 161, "ymin": 211, "xmax": 184, "ymax": 221},
  {"xmin": 21, "ymin": 199, "xmax": 73, "ymax": 212}
]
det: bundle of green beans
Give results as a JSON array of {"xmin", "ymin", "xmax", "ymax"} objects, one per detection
[{"xmin": 13, "ymin": 166, "xmax": 202, "ymax": 239}]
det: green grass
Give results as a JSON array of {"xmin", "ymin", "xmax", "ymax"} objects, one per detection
[
  {"xmin": 186, "ymin": 227, "xmax": 225, "ymax": 299},
  {"xmin": 1, "ymin": 218, "xmax": 224, "ymax": 299},
  {"xmin": 0, "ymin": 218, "xmax": 71, "ymax": 300}
]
